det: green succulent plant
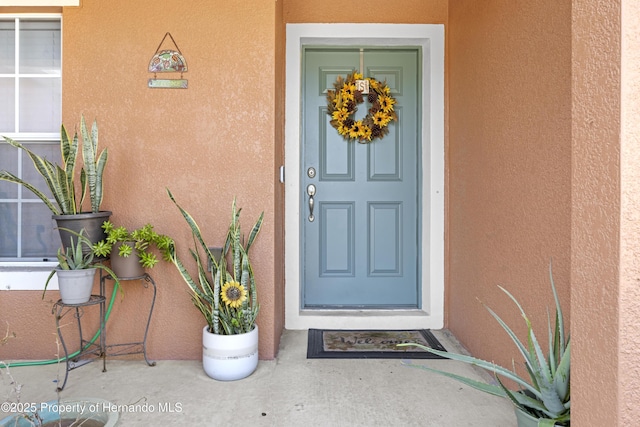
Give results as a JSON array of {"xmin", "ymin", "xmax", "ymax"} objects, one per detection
[
  {"xmin": 399, "ymin": 263, "xmax": 570, "ymax": 426},
  {"xmin": 0, "ymin": 116, "xmax": 107, "ymax": 215},
  {"xmin": 92, "ymin": 221, "xmax": 174, "ymax": 269},
  {"xmin": 167, "ymin": 189, "xmax": 263, "ymax": 335},
  {"xmin": 44, "ymin": 228, "xmax": 119, "ymax": 298}
]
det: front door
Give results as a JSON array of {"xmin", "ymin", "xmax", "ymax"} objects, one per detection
[{"xmin": 301, "ymin": 47, "xmax": 421, "ymax": 308}]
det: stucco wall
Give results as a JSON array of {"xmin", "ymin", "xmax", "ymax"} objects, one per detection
[
  {"xmin": 283, "ymin": 0, "xmax": 447, "ymax": 23},
  {"xmin": 447, "ymin": 0, "xmax": 572, "ymax": 385},
  {"xmin": 1, "ymin": 0, "xmax": 282, "ymax": 360},
  {"xmin": 572, "ymin": 1, "xmax": 621, "ymax": 424},
  {"xmin": 620, "ymin": 1, "xmax": 640, "ymax": 423},
  {"xmin": 572, "ymin": 0, "xmax": 640, "ymax": 425}
]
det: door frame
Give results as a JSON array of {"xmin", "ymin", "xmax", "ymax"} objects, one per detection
[{"xmin": 285, "ymin": 24, "xmax": 445, "ymax": 330}]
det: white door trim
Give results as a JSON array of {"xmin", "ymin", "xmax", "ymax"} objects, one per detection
[{"xmin": 285, "ymin": 23, "xmax": 445, "ymax": 330}]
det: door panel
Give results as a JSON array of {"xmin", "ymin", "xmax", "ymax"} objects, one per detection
[{"xmin": 302, "ymin": 47, "xmax": 420, "ymax": 308}]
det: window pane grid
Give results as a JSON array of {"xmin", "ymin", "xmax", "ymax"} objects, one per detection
[{"xmin": 0, "ymin": 15, "xmax": 61, "ymax": 261}]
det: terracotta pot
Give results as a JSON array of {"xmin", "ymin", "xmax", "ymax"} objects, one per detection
[{"xmin": 202, "ymin": 325, "xmax": 258, "ymax": 381}]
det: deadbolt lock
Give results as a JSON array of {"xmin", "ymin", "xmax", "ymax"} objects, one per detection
[{"xmin": 307, "ymin": 167, "xmax": 316, "ymax": 179}]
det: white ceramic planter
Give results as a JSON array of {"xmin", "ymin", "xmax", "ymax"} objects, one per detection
[
  {"xmin": 202, "ymin": 325, "xmax": 258, "ymax": 381},
  {"xmin": 57, "ymin": 268, "xmax": 97, "ymax": 304}
]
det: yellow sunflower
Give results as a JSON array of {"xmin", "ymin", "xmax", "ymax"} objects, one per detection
[
  {"xmin": 379, "ymin": 96, "xmax": 396, "ymax": 113},
  {"xmin": 373, "ymin": 111, "xmax": 391, "ymax": 127},
  {"xmin": 341, "ymin": 90, "xmax": 355, "ymax": 102},
  {"xmin": 361, "ymin": 126, "xmax": 372, "ymax": 142},
  {"xmin": 349, "ymin": 121, "xmax": 365, "ymax": 139},
  {"xmin": 337, "ymin": 123, "xmax": 350, "ymax": 135},
  {"xmin": 221, "ymin": 281, "xmax": 247, "ymax": 309},
  {"xmin": 342, "ymin": 83, "xmax": 356, "ymax": 98},
  {"xmin": 332, "ymin": 108, "xmax": 349, "ymax": 122}
]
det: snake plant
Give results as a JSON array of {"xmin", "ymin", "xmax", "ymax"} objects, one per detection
[
  {"xmin": 0, "ymin": 116, "xmax": 107, "ymax": 215},
  {"xmin": 167, "ymin": 189, "xmax": 264, "ymax": 335},
  {"xmin": 399, "ymin": 264, "xmax": 570, "ymax": 426}
]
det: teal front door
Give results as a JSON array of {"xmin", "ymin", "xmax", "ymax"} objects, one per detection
[{"xmin": 301, "ymin": 47, "xmax": 421, "ymax": 308}]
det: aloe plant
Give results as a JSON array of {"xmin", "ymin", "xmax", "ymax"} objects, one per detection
[
  {"xmin": 43, "ymin": 228, "xmax": 119, "ymax": 298},
  {"xmin": 0, "ymin": 116, "xmax": 107, "ymax": 215},
  {"xmin": 399, "ymin": 264, "xmax": 570, "ymax": 426},
  {"xmin": 167, "ymin": 189, "xmax": 263, "ymax": 335}
]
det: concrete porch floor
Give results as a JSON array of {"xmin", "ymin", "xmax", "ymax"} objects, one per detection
[{"xmin": 4, "ymin": 329, "xmax": 517, "ymax": 426}]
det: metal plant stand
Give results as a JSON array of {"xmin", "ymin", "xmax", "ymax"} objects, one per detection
[
  {"xmin": 101, "ymin": 273, "xmax": 157, "ymax": 367},
  {"xmin": 53, "ymin": 295, "xmax": 106, "ymax": 391},
  {"xmin": 52, "ymin": 272, "xmax": 157, "ymax": 391}
]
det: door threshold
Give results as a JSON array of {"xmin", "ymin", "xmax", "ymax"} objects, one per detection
[
  {"xmin": 301, "ymin": 309, "xmax": 427, "ymax": 316},
  {"xmin": 287, "ymin": 309, "xmax": 443, "ymax": 330}
]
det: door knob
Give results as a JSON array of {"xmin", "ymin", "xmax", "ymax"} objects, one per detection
[{"xmin": 307, "ymin": 184, "xmax": 316, "ymax": 222}]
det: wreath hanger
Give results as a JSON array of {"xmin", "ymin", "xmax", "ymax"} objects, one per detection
[{"xmin": 355, "ymin": 49, "xmax": 369, "ymax": 94}]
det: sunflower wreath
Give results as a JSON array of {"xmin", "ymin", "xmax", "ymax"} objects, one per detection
[{"xmin": 326, "ymin": 72, "xmax": 397, "ymax": 143}]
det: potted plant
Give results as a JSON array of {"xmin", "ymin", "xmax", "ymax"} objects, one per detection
[
  {"xmin": 92, "ymin": 221, "xmax": 174, "ymax": 278},
  {"xmin": 0, "ymin": 115, "xmax": 111, "ymax": 251},
  {"xmin": 44, "ymin": 228, "xmax": 119, "ymax": 305},
  {"xmin": 167, "ymin": 189, "xmax": 264, "ymax": 381},
  {"xmin": 399, "ymin": 264, "xmax": 570, "ymax": 427}
]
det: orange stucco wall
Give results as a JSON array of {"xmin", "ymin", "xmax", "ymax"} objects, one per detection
[
  {"xmin": 447, "ymin": 0, "xmax": 572, "ymax": 383},
  {"xmin": 572, "ymin": 1, "xmax": 621, "ymax": 423},
  {"xmin": 283, "ymin": 0, "xmax": 447, "ymax": 23},
  {"xmin": 1, "ymin": 0, "xmax": 283, "ymax": 360},
  {"xmin": 573, "ymin": 0, "xmax": 640, "ymax": 424}
]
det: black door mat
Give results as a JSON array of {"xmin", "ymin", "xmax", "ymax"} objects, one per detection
[{"xmin": 307, "ymin": 329, "xmax": 448, "ymax": 359}]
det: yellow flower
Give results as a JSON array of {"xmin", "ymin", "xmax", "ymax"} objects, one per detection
[
  {"xmin": 361, "ymin": 126, "xmax": 372, "ymax": 141},
  {"xmin": 379, "ymin": 96, "xmax": 396, "ymax": 113},
  {"xmin": 338, "ymin": 123, "xmax": 350, "ymax": 135},
  {"xmin": 343, "ymin": 83, "xmax": 356, "ymax": 96},
  {"xmin": 369, "ymin": 79, "xmax": 380, "ymax": 90},
  {"xmin": 373, "ymin": 111, "xmax": 391, "ymax": 127},
  {"xmin": 221, "ymin": 281, "xmax": 247, "ymax": 308},
  {"xmin": 332, "ymin": 108, "xmax": 349, "ymax": 122},
  {"xmin": 353, "ymin": 72, "xmax": 363, "ymax": 80},
  {"xmin": 340, "ymin": 90, "xmax": 354, "ymax": 102},
  {"xmin": 349, "ymin": 121, "xmax": 365, "ymax": 139}
]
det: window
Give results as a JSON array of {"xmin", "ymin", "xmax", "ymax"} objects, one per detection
[{"xmin": 0, "ymin": 15, "xmax": 61, "ymax": 265}]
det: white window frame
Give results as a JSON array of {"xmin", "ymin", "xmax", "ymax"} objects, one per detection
[{"xmin": 0, "ymin": 13, "xmax": 62, "ymax": 291}]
